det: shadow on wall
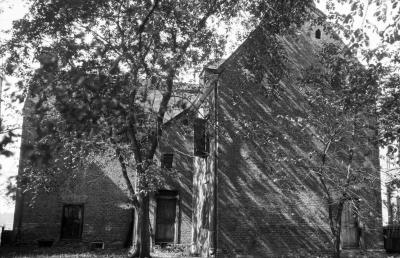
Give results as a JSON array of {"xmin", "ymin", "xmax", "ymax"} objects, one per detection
[
  {"xmin": 159, "ymin": 122, "xmax": 196, "ymax": 245},
  {"xmin": 16, "ymin": 161, "xmax": 133, "ymax": 248},
  {"xmin": 215, "ymin": 28, "xmax": 380, "ymax": 257}
]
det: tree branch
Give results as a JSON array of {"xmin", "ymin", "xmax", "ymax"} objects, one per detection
[{"xmin": 137, "ymin": 0, "xmax": 160, "ymax": 35}]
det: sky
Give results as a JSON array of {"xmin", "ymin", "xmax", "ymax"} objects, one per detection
[{"xmin": 0, "ymin": 0, "xmax": 28, "ymax": 224}]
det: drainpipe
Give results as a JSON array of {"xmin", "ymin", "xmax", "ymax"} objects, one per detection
[
  {"xmin": 208, "ymin": 72, "xmax": 219, "ymax": 257},
  {"xmin": 388, "ymin": 183, "xmax": 393, "ymax": 224},
  {"xmin": 213, "ymin": 75, "xmax": 219, "ymax": 256},
  {"xmin": 0, "ymin": 74, "xmax": 3, "ymax": 119}
]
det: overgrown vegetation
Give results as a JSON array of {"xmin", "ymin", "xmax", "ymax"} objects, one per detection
[
  {"xmin": 1, "ymin": 1, "xmax": 313, "ymax": 257},
  {"xmin": 2, "ymin": 0, "xmax": 400, "ymax": 257}
]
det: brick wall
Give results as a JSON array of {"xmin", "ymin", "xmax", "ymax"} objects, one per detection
[
  {"xmin": 14, "ymin": 80, "xmax": 195, "ymax": 249},
  {"xmin": 158, "ymin": 115, "xmax": 197, "ymax": 246},
  {"xmin": 215, "ymin": 24, "xmax": 382, "ymax": 257}
]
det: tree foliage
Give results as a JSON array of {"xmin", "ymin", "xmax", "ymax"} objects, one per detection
[
  {"xmin": 2, "ymin": 0, "xmax": 314, "ymax": 257},
  {"xmin": 318, "ymin": 0, "xmax": 400, "ymax": 170},
  {"xmin": 297, "ymin": 42, "xmax": 381, "ymax": 257},
  {"xmin": 319, "ymin": 0, "xmax": 400, "ymax": 46}
]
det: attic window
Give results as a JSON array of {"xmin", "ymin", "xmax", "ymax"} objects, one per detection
[
  {"xmin": 194, "ymin": 118, "xmax": 208, "ymax": 157},
  {"xmin": 161, "ymin": 153, "xmax": 174, "ymax": 169},
  {"xmin": 315, "ymin": 29, "xmax": 321, "ymax": 39}
]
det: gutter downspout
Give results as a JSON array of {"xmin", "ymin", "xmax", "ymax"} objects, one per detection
[
  {"xmin": 209, "ymin": 71, "xmax": 220, "ymax": 257},
  {"xmin": 0, "ymin": 74, "xmax": 3, "ymax": 119},
  {"xmin": 213, "ymin": 75, "xmax": 219, "ymax": 256}
]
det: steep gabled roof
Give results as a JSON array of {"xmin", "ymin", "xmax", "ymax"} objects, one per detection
[{"xmin": 163, "ymin": 6, "xmax": 336, "ymax": 126}]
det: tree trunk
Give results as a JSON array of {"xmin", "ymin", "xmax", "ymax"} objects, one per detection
[
  {"xmin": 139, "ymin": 193, "xmax": 151, "ymax": 258},
  {"xmin": 129, "ymin": 193, "xmax": 151, "ymax": 258},
  {"xmin": 333, "ymin": 201, "xmax": 344, "ymax": 258},
  {"xmin": 334, "ymin": 227, "xmax": 341, "ymax": 258},
  {"xmin": 128, "ymin": 193, "xmax": 150, "ymax": 258}
]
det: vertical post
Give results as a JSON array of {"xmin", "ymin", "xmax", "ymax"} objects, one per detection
[
  {"xmin": 208, "ymin": 74, "xmax": 218, "ymax": 257},
  {"xmin": 191, "ymin": 171, "xmax": 198, "ymax": 255},
  {"xmin": 1, "ymin": 225, "xmax": 4, "ymax": 247},
  {"xmin": 0, "ymin": 74, "xmax": 3, "ymax": 121},
  {"xmin": 388, "ymin": 184, "xmax": 393, "ymax": 224},
  {"xmin": 213, "ymin": 76, "xmax": 219, "ymax": 256}
]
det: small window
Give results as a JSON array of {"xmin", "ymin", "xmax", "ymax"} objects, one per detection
[
  {"xmin": 90, "ymin": 241, "xmax": 104, "ymax": 250},
  {"xmin": 194, "ymin": 118, "xmax": 208, "ymax": 157},
  {"xmin": 61, "ymin": 204, "xmax": 84, "ymax": 239},
  {"xmin": 315, "ymin": 29, "xmax": 321, "ymax": 39},
  {"xmin": 161, "ymin": 153, "xmax": 174, "ymax": 169},
  {"xmin": 155, "ymin": 190, "xmax": 179, "ymax": 244}
]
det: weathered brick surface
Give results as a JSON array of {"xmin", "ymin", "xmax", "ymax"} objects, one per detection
[
  {"xmin": 156, "ymin": 120, "xmax": 195, "ymax": 245},
  {"xmin": 14, "ymin": 13, "xmax": 383, "ymax": 258},
  {"xmin": 14, "ymin": 86, "xmax": 194, "ymax": 248},
  {"xmin": 16, "ymin": 159, "xmax": 133, "ymax": 246},
  {"xmin": 214, "ymin": 24, "xmax": 382, "ymax": 257},
  {"xmin": 13, "ymin": 92, "xmax": 135, "ymax": 247}
]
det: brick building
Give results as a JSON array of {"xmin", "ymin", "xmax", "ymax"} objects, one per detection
[{"xmin": 13, "ymin": 11, "xmax": 382, "ymax": 258}]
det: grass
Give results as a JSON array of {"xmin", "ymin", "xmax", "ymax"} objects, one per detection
[
  {"xmin": 1, "ymin": 246, "xmax": 399, "ymax": 258},
  {"xmin": 0, "ymin": 246, "xmax": 195, "ymax": 258},
  {"xmin": 0, "ymin": 246, "xmax": 127, "ymax": 258}
]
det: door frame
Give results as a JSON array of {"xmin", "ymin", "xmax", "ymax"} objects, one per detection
[
  {"xmin": 154, "ymin": 190, "xmax": 180, "ymax": 244},
  {"xmin": 60, "ymin": 203, "xmax": 84, "ymax": 240}
]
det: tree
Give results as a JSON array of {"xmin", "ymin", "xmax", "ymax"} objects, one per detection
[
  {"xmin": 315, "ymin": 0, "xmax": 400, "ymax": 148},
  {"xmin": 316, "ymin": 0, "xmax": 400, "ymax": 47},
  {"xmin": 0, "ymin": 76, "xmax": 16, "ymax": 160},
  {"xmin": 3, "ymin": 0, "xmax": 314, "ymax": 257},
  {"xmin": 0, "ymin": 74, "xmax": 20, "ymax": 201},
  {"xmin": 294, "ymin": 42, "xmax": 381, "ymax": 257}
]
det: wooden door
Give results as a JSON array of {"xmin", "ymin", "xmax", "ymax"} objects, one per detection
[
  {"xmin": 155, "ymin": 198, "xmax": 177, "ymax": 243},
  {"xmin": 61, "ymin": 204, "xmax": 83, "ymax": 239},
  {"xmin": 341, "ymin": 202, "xmax": 359, "ymax": 249}
]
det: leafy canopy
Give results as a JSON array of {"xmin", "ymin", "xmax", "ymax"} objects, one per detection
[{"xmin": 3, "ymin": 0, "xmax": 314, "ymax": 193}]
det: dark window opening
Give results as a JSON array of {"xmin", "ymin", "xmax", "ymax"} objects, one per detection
[
  {"xmin": 38, "ymin": 240, "xmax": 53, "ymax": 247},
  {"xmin": 194, "ymin": 118, "xmax": 208, "ymax": 157},
  {"xmin": 315, "ymin": 29, "xmax": 321, "ymax": 39},
  {"xmin": 161, "ymin": 153, "xmax": 174, "ymax": 169},
  {"xmin": 155, "ymin": 190, "xmax": 179, "ymax": 244},
  {"xmin": 61, "ymin": 204, "xmax": 84, "ymax": 239},
  {"xmin": 90, "ymin": 241, "xmax": 104, "ymax": 250}
]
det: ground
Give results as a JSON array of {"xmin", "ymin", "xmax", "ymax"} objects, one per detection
[
  {"xmin": 0, "ymin": 246, "xmax": 197, "ymax": 258},
  {"xmin": 0, "ymin": 247, "xmax": 399, "ymax": 258}
]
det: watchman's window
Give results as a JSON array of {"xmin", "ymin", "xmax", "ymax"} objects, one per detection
[
  {"xmin": 61, "ymin": 204, "xmax": 84, "ymax": 239},
  {"xmin": 315, "ymin": 29, "xmax": 321, "ymax": 39},
  {"xmin": 161, "ymin": 153, "xmax": 174, "ymax": 169}
]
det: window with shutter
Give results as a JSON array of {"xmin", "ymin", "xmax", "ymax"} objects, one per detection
[
  {"xmin": 161, "ymin": 153, "xmax": 174, "ymax": 169},
  {"xmin": 194, "ymin": 118, "xmax": 208, "ymax": 157}
]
